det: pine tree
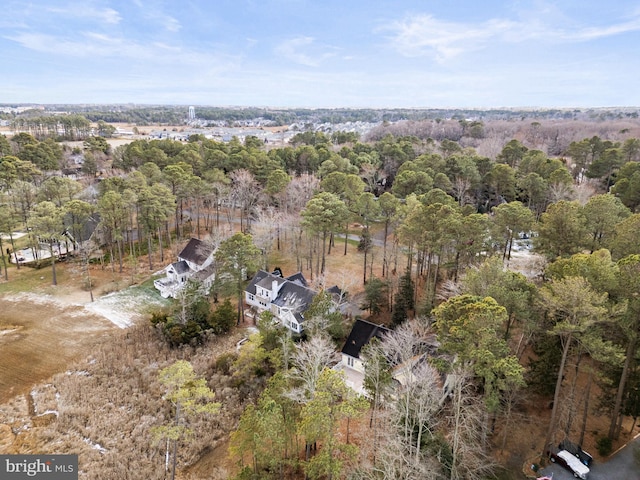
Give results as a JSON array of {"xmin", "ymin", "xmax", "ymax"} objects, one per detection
[{"xmin": 392, "ymin": 268, "xmax": 414, "ymax": 326}]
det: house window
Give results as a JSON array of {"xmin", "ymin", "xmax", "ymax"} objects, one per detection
[
  {"xmin": 259, "ymin": 301, "xmax": 267, "ymax": 307},
  {"xmin": 347, "ymin": 357, "xmax": 355, "ymax": 367},
  {"xmin": 248, "ymin": 294, "xmax": 255, "ymax": 301}
]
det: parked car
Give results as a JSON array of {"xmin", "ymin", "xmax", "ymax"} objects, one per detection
[
  {"xmin": 559, "ymin": 439, "xmax": 593, "ymax": 467},
  {"xmin": 547, "ymin": 445, "xmax": 590, "ymax": 479}
]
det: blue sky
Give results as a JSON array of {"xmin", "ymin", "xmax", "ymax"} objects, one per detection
[{"xmin": 2, "ymin": 0, "xmax": 640, "ymax": 108}]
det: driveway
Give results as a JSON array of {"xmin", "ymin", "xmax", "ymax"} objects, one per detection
[{"xmin": 537, "ymin": 434, "xmax": 640, "ymax": 480}]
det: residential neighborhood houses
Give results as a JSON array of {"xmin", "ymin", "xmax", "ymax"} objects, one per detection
[
  {"xmin": 154, "ymin": 239, "xmax": 452, "ymax": 399},
  {"xmin": 154, "ymin": 238, "xmax": 216, "ymax": 299},
  {"xmin": 244, "ymin": 269, "xmax": 317, "ymax": 334},
  {"xmin": 154, "ymin": 238, "xmax": 343, "ymax": 335},
  {"xmin": 338, "ymin": 319, "xmax": 390, "ymax": 395},
  {"xmin": 338, "ymin": 319, "xmax": 454, "ymax": 401}
]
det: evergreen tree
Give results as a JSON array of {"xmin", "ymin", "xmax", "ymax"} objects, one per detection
[
  {"xmin": 392, "ymin": 268, "xmax": 414, "ymax": 326},
  {"xmin": 364, "ymin": 276, "xmax": 390, "ymax": 315}
]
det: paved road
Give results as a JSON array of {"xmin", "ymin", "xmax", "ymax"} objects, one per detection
[{"xmin": 537, "ymin": 434, "xmax": 640, "ymax": 480}]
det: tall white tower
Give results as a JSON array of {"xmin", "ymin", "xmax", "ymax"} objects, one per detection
[{"xmin": 188, "ymin": 106, "xmax": 195, "ymax": 121}]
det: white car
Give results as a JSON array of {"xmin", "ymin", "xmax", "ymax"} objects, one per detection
[{"xmin": 549, "ymin": 448, "xmax": 590, "ymax": 479}]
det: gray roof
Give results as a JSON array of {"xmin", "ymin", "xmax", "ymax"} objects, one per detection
[
  {"xmin": 178, "ymin": 238, "xmax": 213, "ymax": 266},
  {"xmin": 285, "ymin": 272, "xmax": 308, "ymax": 287},
  {"xmin": 246, "ymin": 270, "xmax": 271, "ymax": 295},
  {"xmin": 170, "ymin": 260, "xmax": 190, "ymax": 274},
  {"xmin": 257, "ymin": 275, "xmax": 286, "ymax": 291},
  {"xmin": 246, "ymin": 270, "xmax": 316, "ymax": 322},
  {"xmin": 272, "ymin": 282, "xmax": 316, "ymax": 314},
  {"xmin": 193, "ymin": 264, "xmax": 216, "ymax": 281}
]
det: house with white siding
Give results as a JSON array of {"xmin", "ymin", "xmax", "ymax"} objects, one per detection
[
  {"xmin": 154, "ymin": 238, "xmax": 216, "ymax": 298},
  {"xmin": 245, "ymin": 270, "xmax": 317, "ymax": 334}
]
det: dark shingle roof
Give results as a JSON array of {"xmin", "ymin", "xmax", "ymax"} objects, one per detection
[
  {"xmin": 178, "ymin": 238, "xmax": 213, "ymax": 266},
  {"xmin": 246, "ymin": 270, "xmax": 270, "ymax": 295},
  {"xmin": 285, "ymin": 272, "xmax": 308, "ymax": 287},
  {"xmin": 246, "ymin": 270, "xmax": 316, "ymax": 321},
  {"xmin": 171, "ymin": 260, "xmax": 190, "ymax": 274},
  {"xmin": 257, "ymin": 275, "xmax": 286, "ymax": 291},
  {"xmin": 272, "ymin": 282, "xmax": 316, "ymax": 314},
  {"xmin": 193, "ymin": 264, "xmax": 216, "ymax": 282},
  {"xmin": 341, "ymin": 319, "xmax": 391, "ymax": 359}
]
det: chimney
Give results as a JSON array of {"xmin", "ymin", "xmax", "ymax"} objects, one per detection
[{"xmin": 272, "ymin": 280, "xmax": 279, "ymax": 298}]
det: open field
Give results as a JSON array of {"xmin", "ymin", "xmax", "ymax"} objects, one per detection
[
  {"xmin": 0, "ymin": 261, "xmax": 170, "ymax": 404},
  {"xmin": 0, "ymin": 293, "xmax": 114, "ymax": 404}
]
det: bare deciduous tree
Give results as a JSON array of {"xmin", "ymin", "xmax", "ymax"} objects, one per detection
[
  {"xmin": 229, "ymin": 169, "xmax": 262, "ymax": 233},
  {"xmin": 288, "ymin": 333, "xmax": 335, "ymax": 402},
  {"xmin": 283, "ymin": 172, "xmax": 320, "ymax": 214}
]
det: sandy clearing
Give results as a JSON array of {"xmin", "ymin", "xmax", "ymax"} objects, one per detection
[
  {"xmin": 0, "ymin": 284, "xmax": 168, "ymax": 403},
  {"xmin": 0, "ymin": 292, "xmax": 116, "ymax": 403}
]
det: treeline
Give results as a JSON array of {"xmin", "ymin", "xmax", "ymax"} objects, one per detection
[
  {"xmin": 6, "ymin": 104, "xmax": 640, "ymax": 129},
  {"xmin": 12, "ymin": 114, "xmax": 92, "ymax": 141}
]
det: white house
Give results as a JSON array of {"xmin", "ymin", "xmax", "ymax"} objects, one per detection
[
  {"xmin": 245, "ymin": 270, "xmax": 317, "ymax": 334},
  {"xmin": 154, "ymin": 238, "xmax": 216, "ymax": 298},
  {"xmin": 338, "ymin": 320, "xmax": 451, "ymax": 401},
  {"xmin": 338, "ymin": 319, "xmax": 391, "ymax": 395}
]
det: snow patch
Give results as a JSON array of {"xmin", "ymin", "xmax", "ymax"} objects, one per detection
[
  {"xmin": 83, "ymin": 437, "xmax": 107, "ymax": 454},
  {"xmin": 36, "ymin": 410, "xmax": 58, "ymax": 417},
  {"xmin": 83, "ymin": 287, "xmax": 169, "ymax": 329},
  {"xmin": 84, "ymin": 300, "xmax": 133, "ymax": 328}
]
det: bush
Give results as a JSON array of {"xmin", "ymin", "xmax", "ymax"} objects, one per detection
[
  {"xmin": 150, "ymin": 309, "xmax": 170, "ymax": 326},
  {"xmin": 209, "ymin": 299, "xmax": 235, "ymax": 335},
  {"xmin": 596, "ymin": 436, "xmax": 612, "ymax": 456},
  {"xmin": 151, "ymin": 309, "xmax": 204, "ymax": 347},
  {"xmin": 214, "ymin": 352, "xmax": 237, "ymax": 375}
]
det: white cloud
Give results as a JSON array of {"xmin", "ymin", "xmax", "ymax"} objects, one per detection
[
  {"xmin": 567, "ymin": 16, "xmax": 640, "ymax": 40},
  {"xmin": 144, "ymin": 12, "xmax": 182, "ymax": 32},
  {"xmin": 384, "ymin": 14, "xmax": 512, "ymax": 61},
  {"xmin": 275, "ymin": 36, "xmax": 320, "ymax": 66},
  {"xmin": 274, "ymin": 36, "xmax": 337, "ymax": 67},
  {"xmin": 384, "ymin": 12, "xmax": 640, "ymax": 61},
  {"xmin": 4, "ymin": 30, "xmax": 236, "ymax": 70},
  {"xmin": 132, "ymin": 0, "xmax": 182, "ymax": 32},
  {"xmin": 46, "ymin": 5, "xmax": 121, "ymax": 24}
]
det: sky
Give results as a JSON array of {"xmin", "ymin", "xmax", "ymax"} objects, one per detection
[{"xmin": 2, "ymin": 0, "xmax": 640, "ymax": 108}]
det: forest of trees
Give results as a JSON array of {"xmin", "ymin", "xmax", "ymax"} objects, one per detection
[
  {"xmin": 2, "ymin": 104, "xmax": 639, "ymax": 128},
  {"xmin": 2, "ymin": 111, "xmax": 640, "ymax": 479}
]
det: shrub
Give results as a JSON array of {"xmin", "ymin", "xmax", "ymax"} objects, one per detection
[
  {"xmin": 596, "ymin": 436, "xmax": 612, "ymax": 456},
  {"xmin": 209, "ymin": 299, "xmax": 235, "ymax": 335},
  {"xmin": 150, "ymin": 309, "xmax": 170, "ymax": 326},
  {"xmin": 214, "ymin": 353, "xmax": 237, "ymax": 375}
]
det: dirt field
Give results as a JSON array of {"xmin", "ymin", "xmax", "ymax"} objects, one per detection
[
  {"xmin": 0, "ymin": 260, "xmax": 170, "ymax": 405},
  {"xmin": 0, "ymin": 293, "xmax": 115, "ymax": 403}
]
